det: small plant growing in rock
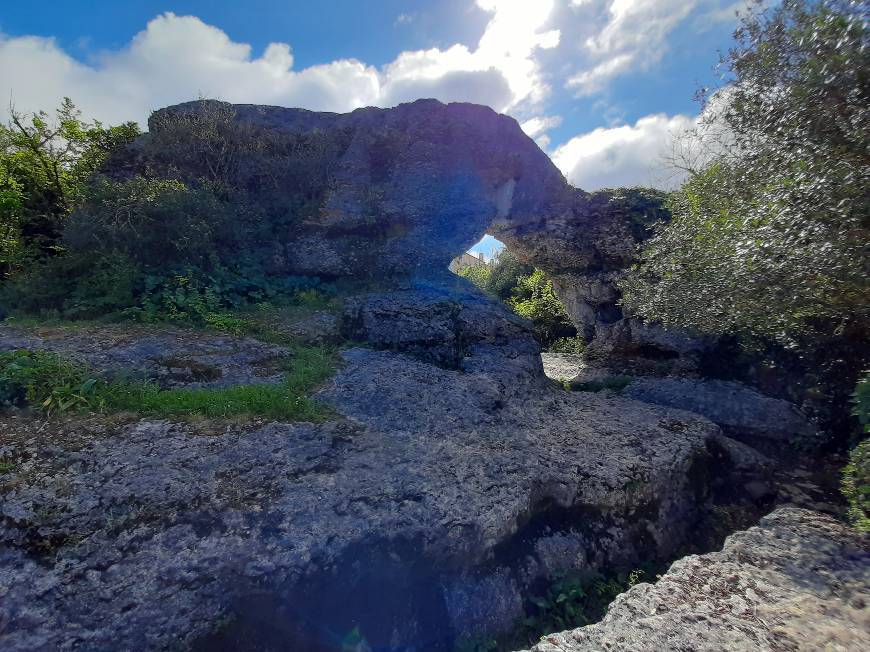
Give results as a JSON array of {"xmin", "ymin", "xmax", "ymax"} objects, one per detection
[{"xmin": 519, "ymin": 569, "xmax": 647, "ymax": 646}]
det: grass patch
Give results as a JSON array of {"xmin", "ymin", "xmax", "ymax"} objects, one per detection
[{"xmin": 0, "ymin": 345, "xmax": 338, "ymax": 422}]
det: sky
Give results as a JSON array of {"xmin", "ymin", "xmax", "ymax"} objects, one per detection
[{"xmin": 0, "ymin": 1, "xmax": 748, "ymax": 258}]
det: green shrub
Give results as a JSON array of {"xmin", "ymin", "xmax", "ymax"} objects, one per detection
[
  {"xmin": 520, "ymin": 570, "xmax": 646, "ymax": 645},
  {"xmin": 64, "ymin": 176, "xmax": 238, "ymax": 271},
  {"xmin": 458, "ymin": 264, "xmax": 492, "ymax": 291},
  {"xmin": 842, "ymin": 439, "xmax": 869, "ymax": 532},
  {"xmin": 0, "ymin": 98, "xmax": 139, "ymax": 276},
  {"xmin": 508, "ymin": 269, "xmax": 576, "ymax": 347},
  {"xmin": 620, "ymin": 1, "xmax": 869, "ymax": 344}
]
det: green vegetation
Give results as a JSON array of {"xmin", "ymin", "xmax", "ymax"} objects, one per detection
[
  {"xmin": 548, "ymin": 336, "xmax": 587, "ymax": 355},
  {"xmin": 0, "ymin": 349, "xmax": 105, "ymax": 414},
  {"xmin": 1, "ymin": 97, "xmax": 345, "ymax": 324},
  {"xmin": 452, "ymin": 567, "xmax": 649, "ymax": 652},
  {"xmin": 0, "ymin": 98, "xmax": 140, "ymax": 275},
  {"xmin": 620, "ymin": 0, "xmax": 868, "ymax": 345},
  {"xmin": 0, "ymin": 345, "xmax": 337, "ymax": 421},
  {"xmin": 519, "ymin": 569, "xmax": 646, "ymax": 646},
  {"xmin": 843, "ymin": 373, "xmax": 870, "ymax": 531},
  {"xmin": 458, "ymin": 251, "xmax": 577, "ymax": 350}
]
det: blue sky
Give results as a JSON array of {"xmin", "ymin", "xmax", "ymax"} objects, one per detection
[{"xmin": 0, "ymin": 1, "xmax": 747, "ymax": 258}]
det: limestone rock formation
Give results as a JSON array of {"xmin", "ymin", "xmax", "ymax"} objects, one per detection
[
  {"xmin": 491, "ymin": 188, "xmax": 709, "ymax": 367},
  {"xmin": 519, "ymin": 508, "xmax": 870, "ymax": 652},
  {"xmin": 120, "ymin": 100, "xmax": 704, "ymax": 364},
  {"xmin": 623, "ymin": 378, "xmax": 823, "ymax": 453},
  {"xmin": 0, "ymin": 321, "xmax": 722, "ymax": 651},
  {"xmin": 339, "ymin": 278, "xmax": 544, "ymax": 385},
  {"xmin": 0, "ymin": 323, "xmax": 292, "ymax": 388},
  {"xmin": 133, "ymin": 99, "xmax": 570, "ymax": 282}
]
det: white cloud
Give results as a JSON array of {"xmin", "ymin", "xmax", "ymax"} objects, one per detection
[
  {"xmin": 551, "ymin": 112, "xmax": 697, "ymax": 190},
  {"xmin": 566, "ymin": 1, "xmax": 733, "ymax": 96},
  {"xmin": 0, "ymin": 2, "xmax": 560, "ymax": 126},
  {"xmin": 520, "ymin": 115, "xmax": 562, "ymax": 148}
]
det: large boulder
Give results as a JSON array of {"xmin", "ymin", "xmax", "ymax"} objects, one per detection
[
  {"xmin": 123, "ymin": 101, "xmax": 703, "ymax": 364},
  {"xmin": 519, "ymin": 507, "xmax": 870, "ymax": 652},
  {"xmin": 134, "ymin": 99, "xmax": 571, "ymax": 282},
  {"xmin": 622, "ymin": 377, "xmax": 822, "ymax": 452},
  {"xmin": 0, "ymin": 325, "xmax": 722, "ymax": 651}
]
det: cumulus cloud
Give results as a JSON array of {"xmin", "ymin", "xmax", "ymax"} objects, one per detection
[
  {"xmin": 520, "ymin": 115, "xmax": 562, "ymax": 148},
  {"xmin": 0, "ymin": 2, "xmax": 560, "ymax": 126},
  {"xmin": 566, "ymin": 0, "xmax": 734, "ymax": 96},
  {"xmin": 551, "ymin": 112, "xmax": 697, "ymax": 190}
]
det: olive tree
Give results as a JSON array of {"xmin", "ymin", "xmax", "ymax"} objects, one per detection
[{"xmin": 621, "ymin": 0, "xmax": 869, "ymax": 344}]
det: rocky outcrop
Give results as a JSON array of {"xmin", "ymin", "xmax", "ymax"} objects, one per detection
[
  {"xmin": 121, "ymin": 100, "xmax": 704, "ymax": 364},
  {"xmin": 623, "ymin": 378, "xmax": 823, "ymax": 453},
  {"xmin": 339, "ymin": 278, "xmax": 544, "ymax": 386},
  {"xmin": 135, "ymin": 99, "xmax": 570, "ymax": 282},
  {"xmin": 0, "ymin": 319, "xmax": 723, "ymax": 650},
  {"xmin": 519, "ymin": 508, "xmax": 870, "ymax": 652},
  {"xmin": 0, "ymin": 324, "xmax": 292, "ymax": 388},
  {"xmin": 491, "ymin": 188, "xmax": 709, "ymax": 367}
]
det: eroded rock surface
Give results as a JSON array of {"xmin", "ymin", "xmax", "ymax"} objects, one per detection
[
  {"xmin": 134, "ymin": 99, "xmax": 570, "ymax": 281},
  {"xmin": 340, "ymin": 278, "xmax": 544, "ymax": 385},
  {"xmin": 519, "ymin": 508, "xmax": 870, "ymax": 652},
  {"xmin": 0, "ymin": 332, "xmax": 721, "ymax": 650},
  {"xmin": 623, "ymin": 377, "xmax": 822, "ymax": 452},
  {"xmin": 0, "ymin": 323, "xmax": 291, "ymax": 388}
]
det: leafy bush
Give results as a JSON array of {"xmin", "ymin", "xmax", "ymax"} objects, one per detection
[
  {"xmin": 508, "ymin": 269, "xmax": 576, "ymax": 347},
  {"xmin": 521, "ymin": 570, "xmax": 646, "ymax": 644},
  {"xmin": 0, "ymin": 98, "xmax": 139, "ymax": 275},
  {"xmin": 620, "ymin": 0, "xmax": 869, "ymax": 344},
  {"xmin": 458, "ymin": 252, "xmax": 578, "ymax": 348},
  {"xmin": 842, "ymin": 439, "xmax": 869, "ymax": 532},
  {"xmin": 64, "ymin": 176, "xmax": 238, "ymax": 271},
  {"xmin": 547, "ymin": 336, "xmax": 587, "ymax": 355}
]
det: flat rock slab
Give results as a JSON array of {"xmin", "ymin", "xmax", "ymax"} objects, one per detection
[
  {"xmin": 623, "ymin": 378, "xmax": 819, "ymax": 446},
  {"xmin": 520, "ymin": 507, "xmax": 870, "ymax": 652},
  {"xmin": 0, "ymin": 323, "xmax": 291, "ymax": 388},
  {"xmin": 541, "ymin": 353, "xmax": 586, "ymax": 382},
  {"xmin": 0, "ymin": 346, "xmax": 720, "ymax": 651}
]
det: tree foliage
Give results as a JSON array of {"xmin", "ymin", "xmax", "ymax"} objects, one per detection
[
  {"xmin": 458, "ymin": 250, "xmax": 577, "ymax": 348},
  {"xmin": 621, "ymin": 0, "xmax": 869, "ymax": 344},
  {"xmin": 0, "ymin": 98, "xmax": 139, "ymax": 273}
]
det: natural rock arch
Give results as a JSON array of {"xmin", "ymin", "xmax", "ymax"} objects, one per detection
[{"xmin": 129, "ymin": 99, "xmax": 702, "ymax": 363}]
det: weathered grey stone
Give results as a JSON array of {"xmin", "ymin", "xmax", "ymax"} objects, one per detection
[
  {"xmin": 518, "ymin": 508, "xmax": 870, "ymax": 652},
  {"xmin": 490, "ymin": 188, "xmax": 709, "ymax": 366},
  {"xmin": 623, "ymin": 378, "xmax": 820, "ymax": 449},
  {"xmin": 140, "ymin": 99, "xmax": 570, "ymax": 281},
  {"xmin": 341, "ymin": 278, "xmax": 544, "ymax": 387},
  {"xmin": 0, "ymin": 324, "xmax": 291, "ymax": 388},
  {"xmin": 0, "ymin": 341, "xmax": 721, "ymax": 651}
]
